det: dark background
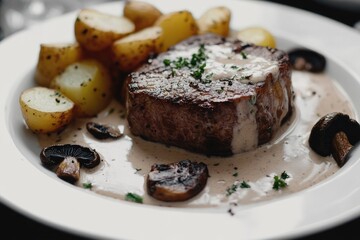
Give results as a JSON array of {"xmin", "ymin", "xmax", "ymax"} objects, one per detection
[{"xmin": 0, "ymin": 0, "xmax": 359, "ymax": 239}]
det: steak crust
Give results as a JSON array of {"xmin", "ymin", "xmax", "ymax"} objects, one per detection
[{"xmin": 126, "ymin": 34, "xmax": 294, "ymax": 156}]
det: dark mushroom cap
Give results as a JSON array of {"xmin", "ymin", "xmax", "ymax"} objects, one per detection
[
  {"xmin": 309, "ymin": 112, "xmax": 360, "ymax": 156},
  {"xmin": 147, "ymin": 160, "xmax": 209, "ymax": 202},
  {"xmin": 86, "ymin": 122, "xmax": 123, "ymax": 139},
  {"xmin": 40, "ymin": 144, "xmax": 101, "ymax": 168},
  {"xmin": 288, "ymin": 48, "xmax": 326, "ymax": 73}
]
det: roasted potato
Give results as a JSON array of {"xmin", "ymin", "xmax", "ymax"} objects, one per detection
[
  {"xmin": 35, "ymin": 43, "xmax": 83, "ymax": 87},
  {"xmin": 112, "ymin": 26, "xmax": 163, "ymax": 72},
  {"xmin": 154, "ymin": 10, "xmax": 198, "ymax": 52},
  {"xmin": 19, "ymin": 87, "xmax": 75, "ymax": 133},
  {"xmin": 237, "ymin": 27, "xmax": 276, "ymax": 48},
  {"xmin": 123, "ymin": 0, "xmax": 162, "ymax": 31},
  {"xmin": 51, "ymin": 59, "xmax": 113, "ymax": 117},
  {"xmin": 197, "ymin": 6, "xmax": 231, "ymax": 37},
  {"xmin": 75, "ymin": 9, "xmax": 135, "ymax": 51}
]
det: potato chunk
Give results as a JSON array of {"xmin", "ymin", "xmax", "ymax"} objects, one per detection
[
  {"xmin": 237, "ymin": 27, "xmax": 276, "ymax": 48},
  {"xmin": 35, "ymin": 43, "xmax": 83, "ymax": 87},
  {"xmin": 112, "ymin": 26, "xmax": 163, "ymax": 72},
  {"xmin": 198, "ymin": 6, "xmax": 231, "ymax": 37},
  {"xmin": 154, "ymin": 10, "xmax": 198, "ymax": 52},
  {"xmin": 75, "ymin": 9, "xmax": 135, "ymax": 51},
  {"xmin": 19, "ymin": 87, "xmax": 75, "ymax": 133},
  {"xmin": 51, "ymin": 59, "xmax": 113, "ymax": 117},
  {"xmin": 123, "ymin": 0, "xmax": 162, "ymax": 31}
]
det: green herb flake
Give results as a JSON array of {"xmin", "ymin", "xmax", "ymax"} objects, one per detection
[
  {"xmin": 273, "ymin": 175, "xmax": 287, "ymax": 190},
  {"xmin": 240, "ymin": 181, "xmax": 251, "ymax": 189},
  {"xmin": 231, "ymin": 65, "xmax": 238, "ymax": 69},
  {"xmin": 232, "ymin": 172, "xmax": 238, "ymax": 177},
  {"xmin": 82, "ymin": 182, "xmax": 92, "ymax": 189},
  {"xmin": 125, "ymin": 192, "xmax": 143, "ymax": 203},
  {"xmin": 241, "ymin": 51, "xmax": 248, "ymax": 59},
  {"xmin": 226, "ymin": 184, "xmax": 239, "ymax": 196},
  {"xmin": 163, "ymin": 59, "xmax": 171, "ymax": 66},
  {"xmin": 281, "ymin": 171, "xmax": 290, "ymax": 180}
]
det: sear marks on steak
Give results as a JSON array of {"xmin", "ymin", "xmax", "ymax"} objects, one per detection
[
  {"xmin": 126, "ymin": 33, "xmax": 294, "ymax": 156},
  {"xmin": 147, "ymin": 160, "xmax": 209, "ymax": 202}
]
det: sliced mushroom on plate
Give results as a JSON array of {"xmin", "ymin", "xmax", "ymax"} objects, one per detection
[
  {"xmin": 147, "ymin": 160, "xmax": 209, "ymax": 202},
  {"xmin": 308, "ymin": 112, "xmax": 360, "ymax": 167},
  {"xmin": 86, "ymin": 122, "xmax": 123, "ymax": 139},
  {"xmin": 40, "ymin": 144, "xmax": 101, "ymax": 183},
  {"xmin": 288, "ymin": 48, "xmax": 326, "ymax": 73}
]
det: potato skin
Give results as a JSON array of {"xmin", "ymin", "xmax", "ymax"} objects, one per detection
[
  {"xmin": 35, "ymin": 43, "xmax": 83, "ymax": 87},
  {"xmin": 237, "ymin": 27, "xmax": 276, "ymax": 48},
  {"xmin": 154, "ymin": 10, "xmax": 198, "ymax": 52},
  {"xmin": 112, "ymin": 26, "xmax": 163, "ymax": 72},
  {"xmin": 198, "ymin": 6, "xmax": 231, "ymax": 37},
  {"xmin": 75, "ymin": 9, "xmax": 135, "ymax": 52},
  {"xmin": 19, "ymin": 87, "xmax": 75, "ymax": 133},
  {"xmin": 124, "ymin": 0, "xmax": 162, "ymax": 31},
  {"xmin": 51, "ymin": 59, "xmax": 113, "ymax": 117}
]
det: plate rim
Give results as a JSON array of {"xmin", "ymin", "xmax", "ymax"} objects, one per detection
[{"xmin": 1, "ymin": 0, "xmax": 360, "ymax": 239}]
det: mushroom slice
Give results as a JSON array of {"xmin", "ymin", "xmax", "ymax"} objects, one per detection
[
  {"xmin": 86, "ymin": 122, "xmax": 123, "ymax": 139},
  {"xmin": 309, "ymin": 112, "xmax": 360, "ymax": 167},
  {"xmin": 288, "ymin": 48, "xmax": 326, "ymax": 73},
  {"xmin": 147, "ymin": 160, "xmax": 209, "ymax": 202},
  {"xmin": 40, "ymin": 144, "xmax": 101, "ymax": 168},
  {"xmin": 56, "ymin": 157, "xmax": 80, "ymax": 183}
]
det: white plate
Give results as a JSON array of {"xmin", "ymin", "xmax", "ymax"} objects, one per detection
[{"xmin": 1, "ymin": 0, "xmax": 360, "ymax": 239}]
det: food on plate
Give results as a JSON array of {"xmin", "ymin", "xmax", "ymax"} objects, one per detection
[
  {"xmin": 19, "ymin": 87, "xmax": 75, "ymax": 133},
  {"xmin": 126, "ymin": 33, "xmax": 294, "ymax": 156},
  {"xmin": 197, "ymin": 6, "xmax": 231, "ymax": 37},
  {"xmin": 147, "ymin": 160, "xmax": 209, "ymax": 202},
  {"xmin": 75, "ymin": 9, "xmax": 135, "ymax": 51},
  {"xmin": 112, "ymin": 26, "xmax": 163, "ymax": 72},
  {"xmin": 154, "ymin": 10, "xmax": 198, "ymax": 52},
  {"xmin": 237, "ymin": 26, "xmax": 276, "ymax": 48},
  {"xmin": 35, "ymin": 43, "xmax": 84, "ymax": 87},
  {"xmin": 123, "ymin": 0, "xmax": 162, "ymax": 31},
  {"xmin": 86, "ymin": 122, "xmax": 123, "ymax": 139},
  {"xmin": 308, "ymin": 112, "xmax": 360, "ymax": 167},
  {"xmin": 40, "ymin": 144, "xmax": 101, "ymax": 183},
  {"xmin": 288, "ymin": 48, "xmax": 326, "ymax": 73},
  {"xmin": 51, "ymin": 59, "xmax": 113, "ymax": 117}
]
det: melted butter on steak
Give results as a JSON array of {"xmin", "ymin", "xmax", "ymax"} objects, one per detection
[{"xmin": 126, "ymin": 34, "xmax": 293, "ymax": 156}]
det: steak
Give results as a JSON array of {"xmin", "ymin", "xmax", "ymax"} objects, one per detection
[{"xmin": 126, "ymin": 33, "xmax": 294, "ymax": 156}]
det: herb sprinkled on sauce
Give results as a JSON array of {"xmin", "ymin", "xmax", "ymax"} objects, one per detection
[
  {"xmin": 83, "ymin": 182, "xmax": 92, "ymax": 189},
  {"xmin": 163, "ymin": 44, "xmax": 208, "ymax": 82},
  {"xmin": 273, "ymin": 171, "xmax": 290, "ymax": 190},
  {"xmin": 125, "ymin": 192, "xmax": 143, "ymax": 203}
]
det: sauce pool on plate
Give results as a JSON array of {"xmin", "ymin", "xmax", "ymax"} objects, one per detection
[{"xmin": 37, "ymin": 70, "xmax": 355, "ymax": 207}]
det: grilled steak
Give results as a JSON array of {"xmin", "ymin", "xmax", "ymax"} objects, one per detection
[{"xmin": 126, "ymin": 33, "xmax": 294, "ymax": 156}]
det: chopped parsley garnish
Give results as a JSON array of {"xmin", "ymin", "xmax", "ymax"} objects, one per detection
[
  {"xmin": 241, "ymin": 51, "xmax": 248, "ymax": 59},
  {"xmin": 82, "ymin": 182, "xmax": 92, "ymax": 189},
  {"xmin": 226, "ymin": 183, "xmax": 239, "ymax": 196},
  {"xmin": 232, "ymin": 172, "xmax": 238, "ymax": 177},
  {"xmin": 281, "ymin": 171, "xmax": 290, "ymax": 180},
  {"xmin": 240, "ymin": 181, "xmax": 251, "ymax": 189},
  {"xmin": 231, "ymin": 65, "xmax": 238, "ymax": 69},
  {"xmin": 273, "ymin": 171, "xmax": 290, "ymax": 190},
  {"xmin": 125, "ymin": 192, "xmax": 143, "ymax": 203},
  {"xmin": 226, "ymin": 181, "xmax": 251, "ymax": 196},
  {"xmin": 163, "ymin": 44, "xmax": 208, "ymax": 82}
]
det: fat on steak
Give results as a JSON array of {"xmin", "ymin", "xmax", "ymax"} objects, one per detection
[{"xmin": 126, "ymin": 34, "xmax": 294, "ymax": 156}]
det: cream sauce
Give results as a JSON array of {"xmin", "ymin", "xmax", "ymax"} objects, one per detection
[{"xmin": 37, "ymin": 71, "xmax": 355, "ymax": 208}]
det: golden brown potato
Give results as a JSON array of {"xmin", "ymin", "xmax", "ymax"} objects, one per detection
[
  {"xmin": 51, "ymin": 59, "xmax": 113, "ymax": 117},
  {"xmin": 237, "ymin": 27, "xmax": 276, "ymax": 48},
  {"xmin": 19, "ymin": 87, "xmax": 75, "ymax": 133},
  {"xmin": 154, "ymin": 10, "xmax": 198, "ymax": 52},
  {"xmin": 123, "ymin": 0, "xmax": 162, "ymax": 31},
  {"xmin": 35, "ymin": 43, "xmax": 83, "ymax": 87},
  {"xmin": 197, "ymin": 6, "xmax": 231, "ymax": 37},
  {"xmin": 75, "ymin": 9, "xmax": 135, "ymax": 51},
  {"xmin": 112, "ymin": 26, "xmax": 163, "ymax": 72}
]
